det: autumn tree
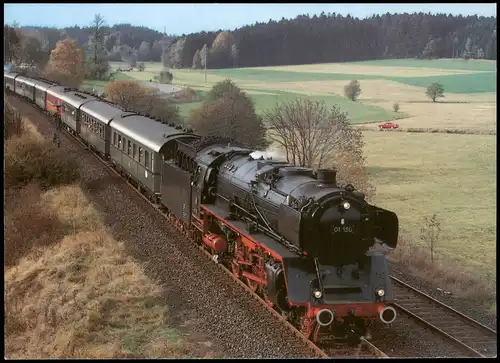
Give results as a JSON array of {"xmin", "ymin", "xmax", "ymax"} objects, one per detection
[
  {"xmin": 44, "ymin": 39, "xmax": 84, "ymax": 88},
  {"xmin": 264, "ymin": 99, "xmax": 375, "ymax": 199},
  {"xmin": 104, "ymin": 80, "xmax": 182, "ymax": 123},
  {"xmin": 189, "ymin": 80, "xmax": 267, "ymax": 148},
  {"xmin": 425, "ymin": 82, "xmax": 444, "ymax": 102},
  {"xmin": 18, "ymin": 36, "xmax": 49, "ymax": 68},
  {"xmin": 207, "ymin": 78, "xmax": 241, "ymax": 101},
  {"xmin": 209, "ymin": 31, "xmax": 232, "ymax": 68},
  {"xmin": 344, "ymin": 80, "xmax": 361, "ymax": 101},
  {"xmin": 85, "ymin": 13, "xmax": 110, "ymax": 80},
  {"xmin": 192, "ymin": 49, "xmax": 202, "ymax": 69}
]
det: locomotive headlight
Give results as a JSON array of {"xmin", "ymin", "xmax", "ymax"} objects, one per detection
[
  {"xmin": 313, "ymin": 289, "xmax": 323, "ymax": 299},
  {"xmin": 376, "ymin": 288, "xmax": 385, "ymax": 297},
  {"xmin": 342, "ymin": 201, "xmax": 351, "ymax": 210}
]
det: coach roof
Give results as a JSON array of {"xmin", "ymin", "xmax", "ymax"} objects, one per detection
[
  {"xmin": 110, "ymin": 114, "xmax": 189, "ymax": 152},
  {"xmin": 80, "ymin": 100, "xmax": 135, "ymax": 125},
  {"xmin": 60, "ymin": 89, "xmax": 98, "ymax": 108},
  {"xmin": 4, "ymin": 72, "xmax": 18, "ymax": 80},
  {"xmin": 14, "ymin": 75, "xmax": 37, "ymax": 87}
]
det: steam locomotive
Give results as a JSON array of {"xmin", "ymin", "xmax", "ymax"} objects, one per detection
[{"xmin": 5, "ymin": 71, "xmax": 399, "ymax": 343}]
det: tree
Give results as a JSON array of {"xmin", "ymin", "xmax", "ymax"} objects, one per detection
[
  {"xmin": 231, "ymin": 44, "xmax": 239, "ymax": 68},
  {"xmin": 138, "ymin": 41, "xmax": 151, "ymax": 61},
  {"xmin": 476, "ymin": 47, "xmax": 485, "ymax": 59},
  {"xmin": 207, "ymin": 78, "xmax": 241, "ymax": 101},
  {"xmin": 138, "ymin": 62, "xmax": 145, "ymax": 71},
  {"xmin": 422, "ymin": 38, "xmax": 436, "ymax": 59},
  {"xmin": 4, "ymin": 25, "xmax": 22, "ymax": 64},
  {"xmin": 452, "ymin": 36, "xmax": 459, "ymax": 58},
  {"xmin": 344, "ymin": 80, "xmax": 361, "ymax": 101},
  {"xmin": 85, "ymin": 13, "xmax": 110, "ymax": 80},
  {"xmin": 189, "ymin": 81, "xmax": 267, "ymax": 149},
  {"xmin": 44, "ymin": 39, "xmax": 84, "ymax": 88},
  {"xmin": 393, "ymin": 102, "xmax": 400, "ymax": 112},
  {"xmin": 425, "ymin": 82, "xmax": 444, "ymax": 102},
  {"xmin": 19, "ymin": 36, "xmax": 48, "ymax": 67},
  {"xmin": 192, "ymin": 49, "xmax": 202, "ymax": 69},
  {"xmin": 420, "ymin": 213, "xmax": 441, "ymax": 262},
  {"xmin": 200, "ymin": 44, "xmax": 208, "ymax": 68},
  {"xmin": 462, "ymin": 37, "xmax": 473, "ymax": 60},
  {"xmin": 104, "ymin": 80, "xmax": 182, "ymax": 123},
  {"xmin": 264, "ymin": 99, "xmax": 374, "ymax": 199}
]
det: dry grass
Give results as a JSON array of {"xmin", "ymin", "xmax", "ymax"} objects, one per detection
[
  {"xmin": 256, "ymin": 63, "xmax": 482, "ymax": 77},
  {"xmin": 4, "ymin": 185, "xmax": 196, "ymax": 358},
  {"xmin": 385, "ymin": 237, "xmax": 495, "ymax": 304}
]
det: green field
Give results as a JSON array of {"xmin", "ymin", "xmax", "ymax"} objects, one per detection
[
  {"xmin": 347, "ymin": 58, "xmax": 497, "ymax": 72},
  {"xmin": 364, "ymin": 132, "xmax": 496, "ymax": 279}
]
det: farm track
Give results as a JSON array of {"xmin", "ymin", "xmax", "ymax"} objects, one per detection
[
  {"xmin": 391, "ymin": 276, "xmax": 497, "ymax": 357},
  {"xmin": 8, "ymin": 94, "xmax": 389, "ymax": 359}
]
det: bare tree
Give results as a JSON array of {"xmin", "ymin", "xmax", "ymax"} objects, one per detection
[
  {"xmin": 264, "ymin": 99, "xmax": 375, "ymax": 198},
  {"xmin": 192, "ymin": 49, "xmax": 202, "ymax": 69},
  {"xmin": 231, "ymin": 44, "xmax": 239, "ymax": 68},
  {"xmin": 420, "ymin": 213, "xmax": 441, "ymax": 263},
  {"xmin": 85, "ymin": 13, "xmax": 109, "ymax": 79}
]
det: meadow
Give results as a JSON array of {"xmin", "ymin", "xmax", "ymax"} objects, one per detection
[{"xmin": 84, "ymin": 59, "xmax": 496, "ymax": 287}]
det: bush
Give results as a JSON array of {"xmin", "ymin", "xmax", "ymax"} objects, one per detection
[
  {"xmin": 393, "ymin": 102, "xmax": 400, "ymax": 112},
  {"xmin": 138, "ymin": 62, "xmax": 145, "ymax": 71},
  {"xmin": 5, "ymin": 134, "xmax": 80, "ymax": 190},
  {"xmin": 344, "ymin": 80, "xmax": 361, "ymax": 101},
  {"xmin": 154, "ymin": 70, "xmax": 173, "ymax": 84},
  {"xmin": 4, "ymin": 184, "xmax": 63, "ymax": 267},
  {"xmin": 4, "ymin": 101, "xmax": 25, "ymax": 140}
]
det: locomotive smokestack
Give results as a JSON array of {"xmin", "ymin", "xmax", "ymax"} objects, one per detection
[{"xmin": 316, "ymin": 168, "xmax": 337, "ymax": 186}]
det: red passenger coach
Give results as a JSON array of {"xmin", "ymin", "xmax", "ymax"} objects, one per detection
[{"xmin": 45, "ymin": 86, "xmax": 65, "ymax": 118}]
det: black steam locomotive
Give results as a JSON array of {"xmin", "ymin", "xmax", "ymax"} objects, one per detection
[{"xmin": 6, "ymin": 71, "xmax": 399, "ymax": 343}]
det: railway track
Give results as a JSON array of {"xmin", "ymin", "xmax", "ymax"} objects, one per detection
[
  {"xmin": 391, "ymin": 276, "xmax": 497, "ymax": 358},
  {"xmin": 10, "ymin": 94, "xmax": 388, "ymax": 359}
]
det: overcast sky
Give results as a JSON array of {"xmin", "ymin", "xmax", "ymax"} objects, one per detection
[{"xmin": 4, "ymin": 3, "xmax": 497, "ymax": 35}]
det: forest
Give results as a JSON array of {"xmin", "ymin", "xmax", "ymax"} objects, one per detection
[{"xmin": 5, "ymin": 12, "xmax": 497, "ymax": 70}]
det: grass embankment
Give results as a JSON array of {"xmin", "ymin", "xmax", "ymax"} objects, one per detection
[
  {"xmin": 4, "ymin": 101, "xmax": 192, "ymax": 358},
  {"xmin": 365, "ymin": 131, "xmax": 496, "ymax": 309}
]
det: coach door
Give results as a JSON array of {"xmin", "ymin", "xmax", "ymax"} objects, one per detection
[{"xmin": 62, "ymin": 103, "xmax": 78, "ymax": 132}]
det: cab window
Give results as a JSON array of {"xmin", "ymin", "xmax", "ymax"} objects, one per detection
[{"xmin": 145, "ymin": 150, "xmax": 150, "ymax": 168}]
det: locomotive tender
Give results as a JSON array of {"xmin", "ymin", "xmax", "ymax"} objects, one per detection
[{"xmin": 5, "ymin": 71, "xmax": 399, "ymax": 343}]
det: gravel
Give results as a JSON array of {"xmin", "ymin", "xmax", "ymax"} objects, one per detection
[{"xmin": 10, "ymin": 96, "xmax": 319, "ymax": 359}]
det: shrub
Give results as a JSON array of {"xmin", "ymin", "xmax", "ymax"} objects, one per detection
[
  {"xmin": 4, "ymin": 184, "xmax": 63, "ymax": 267},
  {"xmin": 5, "ymin": 134, "xmax": 80, "ymax": 190},
  {"xmin": 154, "ymin": 70, "xmax": 173, "ymax": 84},
  {"xmin": 138, "ymin": 62, "xmax": 145, "ymax": 71},
  {"xmin": 393, "ymin": 102, "xmax": 400, "ymax": 112},
  {"xmin": 4, "ymin": 101, "xmax": 25, "ymax": 140}
]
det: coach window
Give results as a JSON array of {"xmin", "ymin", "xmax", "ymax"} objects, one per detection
[
  {"xmin": 139, "ymin": 147, "xmax": 144, "ymax": 163},
  {"xmin": 151, "ymin": 153, "xmax": 154, "ymax": 172},
  {"xmin": 118, "ymin": 135, "xmax": 122, "ymax": 149},
  {"xmin": 113, "ymin": 132, "xmax": 117, "ymax": 146},
  {"xmin": 133, "ymin": 144, "xmax": 137, "ymax": 159},
  {"xmin": 127, "ymin": 140, "xmax": 132, "ymax": 155},
  {"xmin": 145, "ymin": 150, "xmax": 150, "ymax": 168}
]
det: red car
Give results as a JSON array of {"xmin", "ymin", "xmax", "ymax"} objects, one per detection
[{"xmin": 378, "ymin": 122, "xmax": 399, "ymax": 130}]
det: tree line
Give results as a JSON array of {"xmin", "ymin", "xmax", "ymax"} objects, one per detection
[
  {"xmin": 6, "ymin": 12, "xmax": 496, "ymax": 72},
  {"xmin": 163, "ymin": 12, "xmax": 496, "ymax": 69}
]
